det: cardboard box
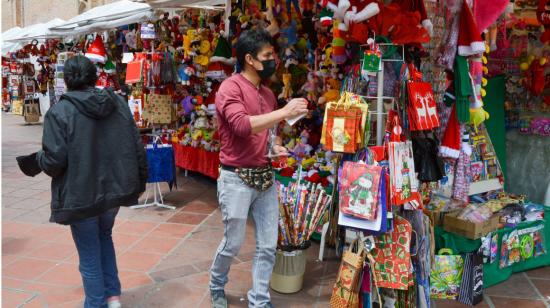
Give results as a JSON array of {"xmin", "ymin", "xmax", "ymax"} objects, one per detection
[
  {"xmin": 424, "ymin": 210, "xmax": 448, "ymax": 227},
  {"xmin": 443, "ymin": 212, "xmax": 499, "ymax": 240}
]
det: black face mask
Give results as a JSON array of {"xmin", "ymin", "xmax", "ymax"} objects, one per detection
[{"xmin": 255, "ymin": 59, "xmax": 276, "ymax": 80}]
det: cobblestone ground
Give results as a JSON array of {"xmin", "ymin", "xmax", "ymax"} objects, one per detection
[{"xmin": 2, "ymin": 114, "xmax": 549, "ymax": 308}]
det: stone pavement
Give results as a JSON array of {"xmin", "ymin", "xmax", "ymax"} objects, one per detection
[{"xmin": 2, "ymin": 113, "xmax": 550, "ymax": 308}]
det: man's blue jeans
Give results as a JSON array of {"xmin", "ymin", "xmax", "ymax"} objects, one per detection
[
  {"xmin": 71, "ymin": 207, "xmax": 121, "ymax": 308},
  {"xmin": 210, "ymin": 169, "xmax": 279, "ymax": 308}
]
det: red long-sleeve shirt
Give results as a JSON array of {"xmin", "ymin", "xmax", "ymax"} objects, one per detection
[{"xmin": 215, "ymin": 74, "xmax": 277, "ymax": 168}]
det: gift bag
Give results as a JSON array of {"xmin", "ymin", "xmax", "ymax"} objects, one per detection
[
  {"xmin": 321, "ymin": 92, "xmax": 368, "ymax": 153},
  {"xmin": 339, "ymin": 161, "xmax": 382, "ymax": 220},
  {"xmin": 11, "ymin": 99, "xmax": 24, "ymax": 115},
  {"xmin": 143, "ymin": 94, "xmax": 172, "ymax": 124},
  {"xmin": 458, "ymin": 252, "xmax": 484, "ymax": 306},
  {"xmin": 388, "ymin": 141, "xmax": 421, "ymax": 206},
  {"xmin": 146, "ymin": 144, "xmax": 175, "ymax": 183},
  {"xmin": 125, "ymin": 60, "xmax": 143, "ymax": 84},
  {"xmin": 322, "ymin": 107, "xmax": 361, "ymax": 153},
  {"xmin": 405, "ymin": 64, "xmax": 440, "ymax": 131},
  {"xmin": 23, "ymin": 98, "xmax": 41, "ymax": 123},
  {"xmin": 330, "ymin": 239, "xmax": 366, "ymax": 308},
  {"xmin": 371, "ymin": 216, "xmax": 414, "ymax": 290},
  {"xmin": 430, "ymin": 249, "xmax": 464, "ymax": 299}
]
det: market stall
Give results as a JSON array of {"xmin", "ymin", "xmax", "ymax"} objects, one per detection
[{"xmin": 2, "ymin": 0, "xmax": 549, "ymax": 306}]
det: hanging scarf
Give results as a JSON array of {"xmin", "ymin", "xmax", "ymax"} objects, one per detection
[{"xmin": 454, "ymin": 55, "xmax": 473, "ymax": 124}]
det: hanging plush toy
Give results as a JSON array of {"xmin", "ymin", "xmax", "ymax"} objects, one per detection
[
  {"xmin": 279, "ymin": 73, "xmax": 294, "ymax": 100},
  {"xmin": 521, "ymin": 56, "xmax": 548, "ymax": 96},
  {"xmin": 317, "ymin": 0, "xmax": 380, "ymax": 32},
  {"xmin": 537, "ymin": 0, "xmax": 550, "ymax": 43}
]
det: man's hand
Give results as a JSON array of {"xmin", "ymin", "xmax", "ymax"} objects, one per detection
[{"xmin": 282, "ymin": 98, "xmax": 309, "ymax": 118}]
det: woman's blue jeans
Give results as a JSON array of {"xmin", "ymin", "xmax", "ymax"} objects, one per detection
[{"xmin": 70, "ymin": 207, "xmax": 121, "ymax": 308}]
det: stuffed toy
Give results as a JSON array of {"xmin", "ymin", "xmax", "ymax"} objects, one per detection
[
  {"xmin": 318, "ymin": 78, "xmax": 341, "ymax": 105},
  {"xmin": 280, "ymin": 19, "xmax": 298, "ymax": 47},
  {"xmin": 183, "ymin": 30, "xmax": 194, "ymax": 60},
  {"xmin": 294, "ymin": 130, "xmax": 314, "ymax": 157},
  {"xmin": 316, "ymin": 0, "xmax": 380, "ymax": 31},
  {"xmin": 301, "ymin": 157, "xmax": 317, "ymax": 169},
  {"xmin": 279, "ymin": 73, "xmax": 294, "ymax": 100},
  {"xmin": 265, "ymin": 8, "xmax": 281, "ymax": 37},
  {"xmin": 367, "ymin": 3, "xmax": 430, "ymax": 45},
  {"xmin": 392, "ymin": 0, "xmax": 433, "ymax": 36},
  {"xmin": 537, "ymin": 0, "xmax": 550, "ymax": 43},
  {"xmin": 332, "ymin": 22, "xmax": 347, "ymax": 64},
  {"xmin": 286, "ymin": 0, "xmax": 302, "ymax": 18},
  {"xmin": 301, "ymin": 72, "xmax": 318, "ymax": 101},
  {"xmin": 521, "ymin": 56, "xmax": 548, "ymax": 96},
  {"xmin": 177, "ymin": 62, "xmax": 194, "ymax": 85},
  {"xmin": 283, "ymin": 47, "xmax": 299, "ymax": 68}
]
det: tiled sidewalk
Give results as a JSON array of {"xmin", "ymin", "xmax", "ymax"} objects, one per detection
[{"xmin": 2, "ymin": 114, "xmax": 549, "ymax": 308}]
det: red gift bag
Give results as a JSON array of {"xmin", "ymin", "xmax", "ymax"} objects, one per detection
[
  {"xmin": 405, "ymin": 65, "xmax": 440, "ymax": 131},
  {"xmin": 339, "ymin": 161, "xmax": 382, "ymax": 220},
  {"xmin": 125, "ymin": 60, "xmax": 143, "ymax": 84}
]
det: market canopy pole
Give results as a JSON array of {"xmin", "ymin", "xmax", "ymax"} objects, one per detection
[{"xmin": 224, "ymin": 0, "xmax": 230, "ymax": 36}]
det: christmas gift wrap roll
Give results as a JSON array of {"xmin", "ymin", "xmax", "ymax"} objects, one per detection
[{"xmin": 270, "ymin": 250, "xmax": 307, "ymax": 294}]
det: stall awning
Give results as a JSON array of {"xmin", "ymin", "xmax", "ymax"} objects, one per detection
[
  {"xmin": 48, "ymin": 0, "xmax": 155, "ymax": 36},
  {"xmin": 140, "ymin": 0, "xmax": 225, "ymax": 10},
  {"xmin": 2, "ymin": 27, "xmax": 24, "ymax": 55},
  {"xmin": 4, "ymin": 19, "xmax": 65, "ymax": 43}
]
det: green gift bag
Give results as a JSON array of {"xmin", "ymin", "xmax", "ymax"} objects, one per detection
[{"xmin": 430, "ymin": 248, "xmax": 464, "ymax": 300}]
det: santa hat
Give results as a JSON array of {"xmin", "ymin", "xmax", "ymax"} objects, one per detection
[
  {"xmin": 206, "ymin": 35, "xmax": 235, "ymax": 80},
  {"xmin": 457, "ymin": 1, "xmax": 485, "ymax": 56},
  {"xmin": 320, "ymin": 8, "xmax": 333, "ymax": 27},
  {"xmin": 473, "ymin": 0, "xmax": 509, "ymax": 32},
  {"xmin": 209, "ymin": 35, "xmax": 235, "ymax": 65},
  {"xmin": 85, "ymin": 36, "xmax": 107, "ymax": 63},
  {"xmin": 439, "ymin": 105, "xmax": 461, "ymax": 159}
]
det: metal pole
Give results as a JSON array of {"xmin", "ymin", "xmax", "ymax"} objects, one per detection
[
  {"xmin": 376, "ymin": 63, "xmax": 384, "ymax": 146},
  {"xmin": 224, "ymin": 0, "xmax": 231, "ymax": 36}
]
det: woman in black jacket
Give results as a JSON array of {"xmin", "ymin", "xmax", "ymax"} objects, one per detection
[{"xmin": 36, "ymin": 56, "xmax": 147, "ymax": 308}]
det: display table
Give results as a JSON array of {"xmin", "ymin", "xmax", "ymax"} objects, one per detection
[
  {"xmin": 435, "ymin": 206, "xmax": 550, "ymax": 288},
  {"xmin": 173, "ymin": 144, "xmax": 220, "ymax": 179}
]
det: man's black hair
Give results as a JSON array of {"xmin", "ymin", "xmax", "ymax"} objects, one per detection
[
  {"xmin": 235, "ymin": 28, "xmax": 273, "ymax": 69},
  {"xmin": 63, "ymin": 55, "xmax": 98, "ymax": 91}
]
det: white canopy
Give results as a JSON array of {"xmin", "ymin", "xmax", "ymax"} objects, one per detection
[
  {"xmin": 49, "ymin": 0, "xmax": 155, "ymax": 36},
  {"xmin": 141, "ymin": 0, "xmax": 226, "ymax": 10},
  {"xmin": 4, "ymin": 19, "xmax": 65, "ymax": 42},
  {"xmin": 1, "ymin": 27, "xmax": 24, "ymax": 55}
]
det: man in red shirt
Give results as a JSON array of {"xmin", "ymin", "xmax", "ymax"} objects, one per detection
[{"xmin": 209, "ymin": 29, "xmax": 308, "ymax": 308}]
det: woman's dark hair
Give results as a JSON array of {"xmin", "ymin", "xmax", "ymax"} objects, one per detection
[
  {"xmin": 235, "ymin": 28, "xmax": 273, "ymax": 68},
  {"xmin": 63, "ymin": 56, "xmax": 98, "ymax": 91}
]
